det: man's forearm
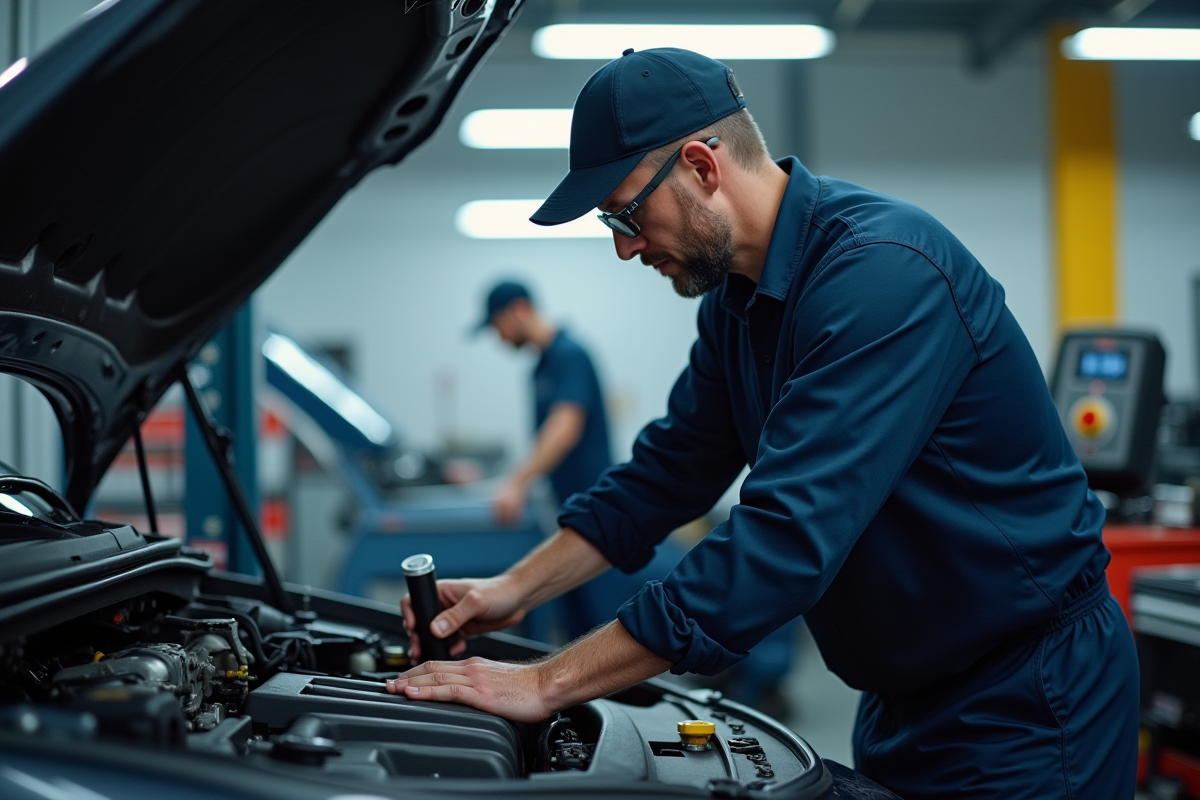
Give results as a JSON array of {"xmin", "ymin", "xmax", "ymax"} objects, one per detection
[
  {"xmin": 538, "ymin": 620, "xmax": 672, "ymax": 711},
  {"xmin": 510, "ymin": 404, "xmax": 585, "ymax": 485},
  {"xmin": 506, "ymin": 527, "xmax": 611, "ymax": 609},
  {"xmin": 387, "ymin": 618, "xmax": 671, "ymax": 722}
]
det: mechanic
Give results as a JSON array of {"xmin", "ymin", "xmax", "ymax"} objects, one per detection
[
  {"xmin": 391, "ymin": 48, "xmax": 1138, "ymax": 798},
  {"xmin": 474, "ymin": 279, "xmax": 612, "ymax": 531}
]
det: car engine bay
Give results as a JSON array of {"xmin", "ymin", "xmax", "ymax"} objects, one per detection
[{"xmin": 0, "ymin": 514, "xmax": 832, "ymax": 799}]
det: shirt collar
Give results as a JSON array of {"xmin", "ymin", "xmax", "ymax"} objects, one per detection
[{"xmin": 720, "ymin": 157, "xmax": 820, "ymax": 321}]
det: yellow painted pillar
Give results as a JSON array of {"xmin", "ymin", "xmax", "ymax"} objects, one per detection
[{"xmin": 1050, "ymin": 25, "xmax": 1119, "ymax": 329}]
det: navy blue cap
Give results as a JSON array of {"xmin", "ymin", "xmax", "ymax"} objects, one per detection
[
  {"xmin": 531, "ymin": 48, "xmax": 746, "ymax": 226},
  {"xmin": 474, "ymin": 280, "xmax": 532, "ymax": 333}
]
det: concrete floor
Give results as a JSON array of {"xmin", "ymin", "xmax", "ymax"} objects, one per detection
[{"xmin": 782, "ymin": 624, "xmax": 862, "ymax": 768}]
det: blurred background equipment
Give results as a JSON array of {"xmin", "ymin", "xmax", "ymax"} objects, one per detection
[{"xmin": 1051, "ymin": 329, "xmax": 1166, "ymax": 500}]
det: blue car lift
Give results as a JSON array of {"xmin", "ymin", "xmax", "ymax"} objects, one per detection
[{"xmin": 184, "ymin": 306, "xmax": 259, "ymax": 575}]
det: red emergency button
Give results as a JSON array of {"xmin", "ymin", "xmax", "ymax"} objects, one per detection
[{"xmin": 1069, "ymin": 396, "xmax": 1114, "ymax": 440}]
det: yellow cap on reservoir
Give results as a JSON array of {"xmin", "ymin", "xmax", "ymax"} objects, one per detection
[{"xmin": 678, "ymin": 720, "xmax": 716, "ymax": 750}]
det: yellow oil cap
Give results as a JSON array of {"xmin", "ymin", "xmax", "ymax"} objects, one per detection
[{"xmin": 678, "ymin": 720, "xmax": 716, "ymax": 750}]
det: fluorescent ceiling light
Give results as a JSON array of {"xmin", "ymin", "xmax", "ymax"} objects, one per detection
[
  {"xmin": 532, "ymin": 24, "xmax": 835, "ymax": 60},
  {"xmin": 1190, "ymin": 112, "xmax": 1200, "ymax": 142},
  {"xmin": 456, "ymin": 200, "xmax": 611, "ymax": 239},
  {"xmin": 262, "ymin": 333, "xmax": 394, "ymax": 446},
  {"xmin": 460, "ymin": 109, "xmax": 573, "ymax": 149},
  {"xmin": 0, "ymin": 58, "xmax": 28, "ymax": 91},
  {"xmin": 1062, "ymin": 28, "xmax": 1200, "ymax": 60}
]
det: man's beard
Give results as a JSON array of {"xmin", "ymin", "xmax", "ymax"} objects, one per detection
[{"xmin": 643, "ymin": 180, "xmax": 734, "ymax": 299}]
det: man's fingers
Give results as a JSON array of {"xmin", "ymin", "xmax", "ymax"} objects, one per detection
[
  {"xmin": 386, "ymin": 660, "xmax": 473, "ymax": 695},
  {"xmin": 402, "ymin": 683, "xmax": 480, "ymax": 705},
  {"xmin": 402, "ymin": 671, "xmax": 473, "ymax": 688},
  {"xmin": 397, "ymin": 660, "xmax": 467, "ymax": 680},
  {"xmin": 432, "ymin": 589, "xmax": 486, "ymax": 639}
]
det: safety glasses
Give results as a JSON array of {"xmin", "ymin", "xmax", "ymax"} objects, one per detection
[{"xmin": 597, "ymin": 136, "xmax": 720, "ymax": 238}]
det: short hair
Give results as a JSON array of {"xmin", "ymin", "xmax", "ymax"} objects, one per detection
[{"xmin": 638, "ymin": 108, "xmax": 771, "ymax": 174}]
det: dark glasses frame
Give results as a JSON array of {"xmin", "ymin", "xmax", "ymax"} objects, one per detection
[{"xmin": 597, "ymin": 135, "xmax": 720, "ymax": 238}]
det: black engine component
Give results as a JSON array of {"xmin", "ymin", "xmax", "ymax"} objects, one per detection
[
  {"xmin": 63, "ymin": 686, "xmax": 188, "ymax": 747},
  {"xmin": 537, "ymin": 715, "xmax": 592, "ymax": 771},
  {"xmin": 52, "ymin": 617, "xmax": 252, "ymax": 730}
]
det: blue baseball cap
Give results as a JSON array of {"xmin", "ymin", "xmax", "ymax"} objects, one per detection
[
  {"xmin": 530, "ymin": 48, "xmax": 746, "ymax": 227},
  {"xmin": 473, "ymin": 280, "xmax": 532, "ymax": 333}
]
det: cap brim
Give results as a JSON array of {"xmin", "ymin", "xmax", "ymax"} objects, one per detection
[{"xmin": 530, "ymin": 150, "xmax": 646, "ymax": 226}]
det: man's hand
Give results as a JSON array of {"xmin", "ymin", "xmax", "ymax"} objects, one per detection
[
  {"xmin": 399, "ymin": 528, "xmax": 611, "ymax": 660},
  {"xmin": 386, "ymin": 657, "xmax": 553, "ymax": 723},
  {"xmin": 401, "ymin": 575, "xmax": 526, "ymax": 661},
  {"xmin": 492, "ymin": 478, "xmax": 527, "ymax": 526},
  {"xmin": 385, "ymin": 621, "xmax": 671, "ymax": 723}
]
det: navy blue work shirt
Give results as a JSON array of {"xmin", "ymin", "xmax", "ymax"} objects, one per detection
[
  {"xmin": 559, "ymin": 157, "xmax": 1109, "ymax": 695},
  {"xmin": 535, "ymin": 329, "xmax": 613, "ymax": 502}
]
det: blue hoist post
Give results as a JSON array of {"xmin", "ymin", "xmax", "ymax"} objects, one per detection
[{"xmin": 184, "ymin": 304, "xmax": 259, "ymax": 575}]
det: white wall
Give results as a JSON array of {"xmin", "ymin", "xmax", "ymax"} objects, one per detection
[
  {"xmin": 260, "ymin": 47, "xmax": 798, "ymax": 462},
  {"xmin": 261, "ymin": 33, "xmax": 1064, "ymax": 465},
  {"xmin": 1117, "ymin": 61, "xmax": 1200, "ymax": 398},
  {"xmin": 809, "ymin": 35, "xmax": 1053, "ymax": 367}
]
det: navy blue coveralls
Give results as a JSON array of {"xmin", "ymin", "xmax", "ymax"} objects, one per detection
[
  {"xmin": 534, "ymin": 329, "xmax": 613, "ymax": 506},
  {"xmin": 559, "ymin": 158, "xmax": 1139, "ymax": 799}
]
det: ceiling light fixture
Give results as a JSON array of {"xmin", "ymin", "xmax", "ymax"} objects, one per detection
[
  {"xmin": 455, "ymin": 200, "xmax": 611, "ymax": 239},
  {"xmin": 532, "ymin": 24, "xmax": 836, "ymax": 60},
  {"xmin": 459, "ymin": 109, "xmax": 573, "ymax": 149},
  {"xmin": 1062, "ymin": 27, "xmax": 1200, "ymax": 60},
  {"xmin": 1190, "ymin": 112, "xmax": 1200, "ymax": 142},
  {"xmin": 0, "ymin": 58, "xmax": 28, "ymax": 91}
]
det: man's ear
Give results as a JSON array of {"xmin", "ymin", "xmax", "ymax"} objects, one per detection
[{"xmin": 679, "ymin": 139, "xmax": 721, "ymax": 196}]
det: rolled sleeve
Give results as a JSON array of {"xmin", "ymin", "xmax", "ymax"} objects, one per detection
[
  {"xmin": 616, "ymin": 580, "xmax": 745, "ymax": 675},
  {"xmin": 558, "ymin": 492, "xmax": 653, "ymax": 574}
]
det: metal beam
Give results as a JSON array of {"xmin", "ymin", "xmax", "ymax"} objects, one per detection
[
  {"xmin": 1108, "ymin": 0, "xmax": 1158, "ymax": 23},
  {"xmin": 968, "ymin": 0, "xmax": 1068, "ymax": 72},
  {"xmin": 1049, "ymin": 24, "xmax": 1119, "ymax": 330},
  {"xmin": 831, "ymin": 0, "xmax": 875, "ymax": 29}
]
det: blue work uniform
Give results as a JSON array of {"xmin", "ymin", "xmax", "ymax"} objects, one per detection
[
  {"xmin": 533, "ymin": 329, "xmax": 612, "ymax": 504},
  {"xmin": 559, "ymin": 158, "xmax": 1139, "ymax": 798}
]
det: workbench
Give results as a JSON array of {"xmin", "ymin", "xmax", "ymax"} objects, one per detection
[{"xmin": 1104, "ymin": 524, "xmax": 1200, "ymax": 623}]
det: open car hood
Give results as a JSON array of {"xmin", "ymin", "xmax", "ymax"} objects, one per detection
[{"xmin": 0, "ymin": 0, "xmax": 520, "ymax": 511}]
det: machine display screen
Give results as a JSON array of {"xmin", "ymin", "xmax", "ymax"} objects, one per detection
[{"xmin": 1078, "ymin": 349, "xmax": 1128, "ymax": 380}]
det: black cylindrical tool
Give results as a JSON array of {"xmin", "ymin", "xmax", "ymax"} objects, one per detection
[{"xmin": 402, "ymin": 554, "xmax": 452, "ymax": 662}]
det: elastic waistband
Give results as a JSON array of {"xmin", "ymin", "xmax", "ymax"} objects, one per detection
[{"xmin": 1011, "ymin": 574, "xmax": 1112, "ymax": 646}]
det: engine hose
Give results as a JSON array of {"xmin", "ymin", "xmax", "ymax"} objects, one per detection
[{"xmin": 180, "ymin": 604, "xmax": 269, "ymax": 666}]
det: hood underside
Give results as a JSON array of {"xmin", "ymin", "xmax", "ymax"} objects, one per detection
[{"xmin": 0, "ymin": 0, "xmax": 519, "ymax": 510}]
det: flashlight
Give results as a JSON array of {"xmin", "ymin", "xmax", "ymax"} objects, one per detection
[{"xmin": 402, "ymin": 554, "xmax": 452, "ymax": 663}]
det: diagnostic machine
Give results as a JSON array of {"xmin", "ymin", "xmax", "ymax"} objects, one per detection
[{"xmin": 1051, "ymin": 330, "xmax": 1166, "ymax": 493}]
